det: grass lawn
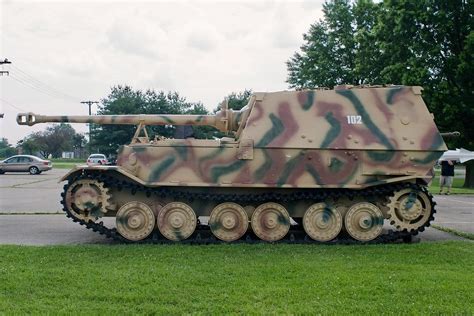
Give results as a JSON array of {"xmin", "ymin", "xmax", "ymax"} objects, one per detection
[
  {"xmin": 428, "ymin": 175, "xmax": 474, "ymax": 194},
  {"xmin": 52, "ymin": 162, "xmax": 82, "ymax": 169},
  {"xmin": 51, "ymin": 158, "xmax": 85, "ymax": 169},
  {"xmin": 0, "ymin": 242, "xmax": 472, "ymax": 314}
]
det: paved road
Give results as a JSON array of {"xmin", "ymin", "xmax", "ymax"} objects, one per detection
[
  {"xmin": 0, "ymin": 169, "xmax": 65, "ymax": 213},
  {"xmin": 432, "ymin": 195, "xmax": 474, "ymax": 233},
  {"xmin": 0, "ymin": 169, "xmax": 472, "ymax": 245}
]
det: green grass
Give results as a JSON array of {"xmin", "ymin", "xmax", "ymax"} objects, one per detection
[
  {"xmin": 51, "ymin": 158, "xmax": 85, "ymax": 169},
  {"xmin": 52, "ymin": 162, "xmax": 82, "ymax": 169},
  {"xmin": 0, "ymin": 242, "xmax": 473, "ymax": 314},
  {"xmin": 428, "ymin": 175, "xmax": 474, "ymax": 194},
  {"xmin": 432, "ymin": 224, "xmax": 474, "ymax": 240},
  {"xmin": 51, "ymin": 158, "xmax": 85, "ymax": 163}
]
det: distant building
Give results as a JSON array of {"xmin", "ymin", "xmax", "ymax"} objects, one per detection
[{"xmin": 62, "ymin": 152, "xmax": 75, "ymax": 159}]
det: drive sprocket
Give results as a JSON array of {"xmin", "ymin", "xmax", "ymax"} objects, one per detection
[
  {"xmin": 387, "ymin": 186, "xmax": 434, "ymax": 232},
  {"xmin": 64, "ymin": 179, "xmax": 111, "ymax": 222}
]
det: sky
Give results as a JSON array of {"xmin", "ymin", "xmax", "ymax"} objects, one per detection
[{"xmin": 0, "ymin": 0, "xmax": 323, "ymax": 144}]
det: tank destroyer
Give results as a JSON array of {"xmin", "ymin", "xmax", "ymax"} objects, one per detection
[{"xmin": 17, "ymin": 85, "xmax": 447, "ymax": 243}]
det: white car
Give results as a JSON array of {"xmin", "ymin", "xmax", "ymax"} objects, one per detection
[{"xmin": 87, "ymin": 154, "xmax": 108, "ymax": 165}]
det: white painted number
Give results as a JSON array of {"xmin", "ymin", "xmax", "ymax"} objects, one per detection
[{"xmin": 347, "ymin": 115, "xmax": 362, "ymax": 124}]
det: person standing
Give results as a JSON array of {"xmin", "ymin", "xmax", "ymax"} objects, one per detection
[{"xmin": 439, "ymin": 160, "xmax": 455, "ymax": 194}]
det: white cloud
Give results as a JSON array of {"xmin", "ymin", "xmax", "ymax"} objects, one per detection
[
  {"xmin": 0, "ymin": 0, "xmax": 324, "ymax": 144},
  {"xmin": 105, "ymin": 20, "xmax": 167, "ymax": 59}
]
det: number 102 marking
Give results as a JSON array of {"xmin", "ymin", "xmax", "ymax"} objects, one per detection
[{"xmin": 346, "ymin": 115, "xmax": 362, "ymax": 124}]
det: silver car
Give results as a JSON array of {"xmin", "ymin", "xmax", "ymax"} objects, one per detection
[{"xmin": 0, "ymin": 155, "xmax": 52, "ymax": 175}]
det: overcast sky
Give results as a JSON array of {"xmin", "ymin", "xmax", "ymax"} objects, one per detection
[{"xmin": 0, "ymin": 0, "xmax": 323, "ymax": 144}]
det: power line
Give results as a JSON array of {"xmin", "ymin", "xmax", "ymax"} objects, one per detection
[
  {"xmin": 0, "ymin": 97, "xmax": 26, "ymax": 112},
  {"xmin": 12, "ymin": 70, "xmax": 78, "ymax": 100},
  {"xmin": 10, "ymin": 72, "xmax": 78, "ymax": 102},
  {"xmin": 11, "ymin": 65, "xmax": 80, "ymax": 101},
  {"xmin": 9, "ymin": 74, "xmax": 78, "ymax": 102}
]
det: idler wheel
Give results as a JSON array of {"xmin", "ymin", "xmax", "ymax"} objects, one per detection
[
  {"xmin": 65, "ymin": 179, "xmax": 110, "ymax": 222},
  {"xmin": 387, "ymin": 188, "xmax": 433, "ymax": 231},
  {"xmin": 209, "ymin": 203, "xmax": 249, "ymax": 242},
  {"xmin": 344, "ymin": 202, "xmax": 384, "ymax": 242},
  {"xmin": 251, "ymin": 202, "xmax": 290, "ymax": 242},
  {"xmin": 303, "ymin": 203, "xmax": 342, "ymax": 242},
  {"xmin": 157, "ymin": 202, "xmax": 197, "ymax": 241},
  {"xmin": 116, "ymin": 201, "xmax": 155, "ymax": 241}
]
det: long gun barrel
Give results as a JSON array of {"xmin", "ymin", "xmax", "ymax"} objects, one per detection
[
  {"xmin": 440, "ymin": 131, "xmax": 461, "ymax": 138},
  {"xmin": 17, "ymin": 103, "xmax": 243, "ymax": 133}
]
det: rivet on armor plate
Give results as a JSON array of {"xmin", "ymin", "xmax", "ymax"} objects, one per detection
[{"xmin": 400, "ymin": 116, "xmax": 410, "ymax": 125}]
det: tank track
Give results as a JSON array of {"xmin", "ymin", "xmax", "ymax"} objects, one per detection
[{"xmin": 60, "ymin": 171, "xmax": 436, "ymax": 245}]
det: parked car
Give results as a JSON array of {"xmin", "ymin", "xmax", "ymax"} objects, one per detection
[
  {"xmin": 87, "ymin": 154, "xmax": 108, "ymax": 165},
  {"xmin": 106, "ymin": 156, "xmax": 117, "ymax": 166},
  {"xmin": 0, "ymin": 155, "xmax": 52, "ymax": 175}
]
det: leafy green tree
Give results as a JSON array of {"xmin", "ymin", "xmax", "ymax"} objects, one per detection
[
  {"xmin": 223, "ymin": 90, "xmax": 253, "ymax": 111},
  {"xmin": 19, "ymin": 124, "xmax": 77, "ymax": 158},
  {"xmin": 92, "ymin": 86, "xmax": 209, "ymax": 156},
  {"xmin": 18, "ymin": 134, "xmax": 40, "ymax": 155},
  {"xmin": 287, "ymin": 0, "xmax": 380, "ymax": 88},
  {"xmin": 0, "ymin": 138, "xmax": 16, "ymax": 158}
]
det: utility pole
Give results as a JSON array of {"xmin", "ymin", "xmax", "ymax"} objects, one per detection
[
  {"xmin": 81, "ymin": 100, "xmax": 99, "ymax": 153},
  {"xmin": 0, "ymin": 58, "xmax": 11, "ymax": 76},
  {"xmin": 0, "ymin": 59, "xmax": 11, "ymax": 118}
]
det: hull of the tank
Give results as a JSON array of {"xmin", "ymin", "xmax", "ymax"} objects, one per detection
[{"xmin": 63, "ymin": 144, "xmax": 443, "ymax": 189}]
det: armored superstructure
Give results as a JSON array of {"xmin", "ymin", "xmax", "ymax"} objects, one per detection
[{"xmin": 17, "ymin": 85, "xmax": 446, "ymax": 243}]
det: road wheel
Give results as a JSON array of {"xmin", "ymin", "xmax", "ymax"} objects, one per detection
[
  {"xmin": 303, "ymin": 202, "xmax": 343, "ymax": 242},
  {"xmin": 251, "ymin": 202, "xmax": 290, "ymax": 242},
  {"xmin": 0, "ymin": 170, "xmax": 4, "ymax": 174},
  {"xmin": 29, "ymin": 166, "xmax": 39, "ymax": 175},
  {"xmin": 157, "ymin": 202, "xmax": 197, "ymax": 241},
  {"xmin": 116, "ymin": 201, "xmax": 155, "ymax": 241},
  {"xmin": 344, "ymin": 202, "xmax": 384, "ymax": 242},
  {"xmin": 209, "ymin": 202, "xmax": 248, "ymax": 242}
]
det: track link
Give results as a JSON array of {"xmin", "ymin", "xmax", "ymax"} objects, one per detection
[{"xmin": 60, "ymin": 171, "xmax": 436, "ymax": 244}]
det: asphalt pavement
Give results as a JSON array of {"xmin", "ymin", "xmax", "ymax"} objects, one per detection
[{"xmin": 0, "ymin": 169, "xmax": 472, "ymax": 245}]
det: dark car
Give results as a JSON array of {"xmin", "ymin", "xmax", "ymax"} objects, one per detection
[{"xmin": 0, "ymin": 155, "xmax": 52, "ymax": 175}]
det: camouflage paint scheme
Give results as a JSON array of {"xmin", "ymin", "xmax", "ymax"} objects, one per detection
[
  {"xmin": 16, "ymin": 85, "xmax": 445, "ymax": 241},
  {"xmin": 18, "ymin": 86, "xmax": 446, "ymax": 189}
]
